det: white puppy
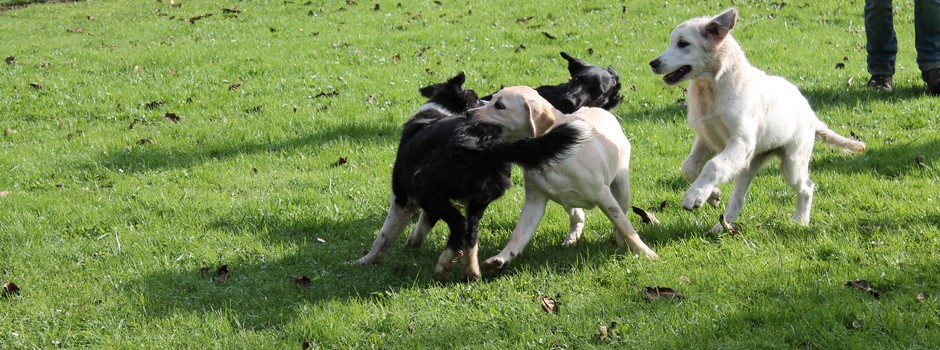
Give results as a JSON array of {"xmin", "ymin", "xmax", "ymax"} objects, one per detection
[
  {"xmin": 650, "ymin": 8, "xmax": 866, "ymax": 232},
  {"xmin": 467, "ymin": 86, "xmax": 657, "ymax": 270}
]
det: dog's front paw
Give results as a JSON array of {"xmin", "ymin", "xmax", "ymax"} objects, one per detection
[
  {"xmin": 682, "ymin": 187, "xmax": 710, "ymax": 210},
  {"xmin": 481, "ymin": 256, "xmax": 509, "ymax": 272}
]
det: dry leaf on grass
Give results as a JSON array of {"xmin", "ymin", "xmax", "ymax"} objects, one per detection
[
  {"xmin": 917, "ymin": 292, "xmax": 927, "ymax": 302},
  {"xmin": 845, "ymin": 279, "xmax": 880, "ymax": 299},
  {"xmin": 136, "ymin": 138, "xmax": 155, "ymax": 145},
  {"xmin": 164, "ymin": 112, "xmax": 180, "ymax": 123},
  {"xmin": 228, "ymin": 82, "xmax": 242, "ymax": 91},
  {"xmin": 290, "ymin": 275, "xmax": 312, "ymax": 288},
  {"xmin": 3, "ymin": 128, "xmax": 16, "ymax": 136},
  {"xmin": 541, "ymin": 31, "xmax": 556, "ymax": 40},
  {"xmin": 4, "ymin": 56, "xmax": 13, "ymax": 64},
  {"xmin": 29, "ymin": 82, "xmax": 42, "ymax": 89},
  {"xmin": 597, "ymin": 321, "xmax": 618, "ymax": 341},
  {"xmin": 3, "ymin": 282, "xmax": 20, "ymax": 297},
  {"xmin": 540, "ymin": 296, "xmax": 559, "ymax": 314},
  {"xmin": 128, "ymin": 118, "xmax": 141, "ymax": 130},
  {"xmin": 632, "ymin": 206, "xmax": 660, "ymax": 225},
  {"xmin": 644, "ymin": 286, "xmax": 684, "ymax": 300},
  {"xmin": 215, "ymin": 265, "xmax": 230, "ymax": 283},
  {"xmin": 222, "ymin": 7, "xmax": 242, "ymax": 13},
  {"xmin": 331, "ymin": 157, "xmax": 348, "ymax": 167},
  {"xmin": 718, "ymin": 214, "xmax": 739, "ymax": 235}
]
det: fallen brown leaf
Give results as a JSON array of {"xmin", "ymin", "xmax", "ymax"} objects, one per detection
[
  {"xmin": 367, "ymin": 94, "xmax": 376, "ymax": 104},
  {"xmin": 164, "ymin": 112, "xmax": 180, "ymax": 123},
  {"xmin": 540, "ymin": 296, "xmax": 559, "ymax": 314},
  {"xmin": 845, "ymin": 279, "xmax": 880, "ymax": 299},
  {"xmin": 302, "ymin": 341, "xmax": 311, "ymax": 350},
  {"xmin": 128, "ymin": 118, "xmax": 141, "ymax": 130},
  {"xmin": 516, "ymin": 16, "xmax": 532, "ymax": 24},
  {"xmin": 373, "ymin": 4, "xmax": 380, "ymax": 11},
  {"xmin": 392, "ymin": 53, "xmax": 400, "ymax": 61},
  {"xmin": 40, "ymin": 62, "xmax": 49, "ymax": 68},
  {"xmin": 144, "ymin": 100, "xmax": 164, "ymax": 110},
  {"xmin": 917, "ymin": 292, "xmax": 927, "ymax": 301},
  {"xmin": 222, "ymin": 7, "xmax": 242, "ymax": 13},
  {"xmin": 314, "ymin": 91, "xmax": 339, "ymax": 98},
  {"xmin": 228, "ymin": 81, "xmax": 242, "ymax": 91},
  {"xmin": 331, "ymin": 157, "xmax": 348, "ymax": 167},
  {"xmin": 847, "ymin": 76, "xmax": 854, "ymax": 86},
  {"xmin": 718, "ymin": 214, "xmax": 738, "ymax": 235},
  {"xmin": 597, "ymin": 321, "xmax": 617, "ymax": 341},
  {"xmin": 137, "ymin": 138, "xmax": 155, "ymax": 145},
  {"xmin": 3, "ymin": 127, "xmax": 15, "ymax": 136},
  {"xmin": 835, "ymin": 63, "xmax": 845, "ymax": 69},
  {"xmin": 644, "ymin": 286, "xmax": 684, "ymax": 300},
  {"xmin": 29, "ymin": 82, "xmax": 42, "ymax": 89},
  {"xmin": 66, "ymin": 27, "xmax": 84, "ymax": 33},
  {"xmin": 4, "ymin": 56, "xmax": 13, "ymax": 64},
  {"xmin": 632, "ymin": 206, "xmax": 661, "ymax": 225},
  {"xmin": 658, "ymin": 200, "xmax": 667, "ymax": 211},
  {"xmin": 215, "ymin": 265, "xmax": 230, "ymax": 283},
  {"xmin": 290, "ymin": 275, "xmax": 312, "ymax": 288},
  {"xmin": 514, "ymin": 44, "xmax": 526, "ymax": 53},
  {"xmin": 2, "ymin": 282, "xmax": 19, "ymax": 297},
  {"xmin": 189, "ymin": 13, "xmax": 213, "ymax": 24},
  {"xmin": 843, "ymin": 56, "xmax": 849, "ymax": 62},
  {"xmin": 541, "ymin": 31, "xmax": 556, "ymax": 40}
]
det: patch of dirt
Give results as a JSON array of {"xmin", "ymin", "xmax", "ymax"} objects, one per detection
[{"xmin": 0, "ymin": 0, "xmax": 82, "ymax": 13}]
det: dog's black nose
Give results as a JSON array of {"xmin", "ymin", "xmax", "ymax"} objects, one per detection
[{"xmin": 649, "ymin": 59, "xmax": 661, "ymax": 69}]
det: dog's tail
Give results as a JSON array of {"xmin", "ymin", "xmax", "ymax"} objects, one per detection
[
  {"xmin": 815, "ymin": 122, "xmax": 866, "ymax": 152},
  {"xmin": 488, "ymin": 121, "xmax": 593, "ymax": 168}
]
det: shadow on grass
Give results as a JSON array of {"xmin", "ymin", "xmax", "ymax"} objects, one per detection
[
  {"xmin": 128, "ymin": 203, "xmax": 694, "ymax": 330},
  {"xmin": 91, "ymin": 120, "xmax": 400, "ymax": 174}
]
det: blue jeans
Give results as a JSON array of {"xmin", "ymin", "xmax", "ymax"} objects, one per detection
[{"xmin": 865, "ymin": 0, "xmax": 940, "ymax": 75}]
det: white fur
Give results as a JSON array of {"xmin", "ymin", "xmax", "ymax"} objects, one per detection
[
  {"xmin": 650, "ymin": 8, "xmax": 865, "ymax": 233},
  {"xmin": 472, "ymin": 86, "xmax": 657, "ymax": 270}
]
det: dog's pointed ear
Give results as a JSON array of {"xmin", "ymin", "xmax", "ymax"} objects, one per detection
[
  {"xmin": 447, "ymin": 72, "xmax": 466, "ymax": 87},
  {"xmin": 560, "ymin": 52, "xmax": 588, "ymax": 73},
  {"xmin": 526, "ymin": 97, "xmax": 556, "ymax": 137},
  {"xmin": 703, "ymin": 8, "xmax": 737, "ymax": 42}
]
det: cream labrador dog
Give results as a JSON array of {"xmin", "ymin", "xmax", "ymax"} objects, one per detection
[
  {"xmin": 467, "ymin": 86, "xmax": 657, "ymax": 270},
  {"xmin": 649, "ymin": 8, "xmax": 866, "ymax": 232}
]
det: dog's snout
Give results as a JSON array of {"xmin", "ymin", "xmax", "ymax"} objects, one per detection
[{"xmin": 649, "ymin": 59, "xmax": 661, "ymax": 69}]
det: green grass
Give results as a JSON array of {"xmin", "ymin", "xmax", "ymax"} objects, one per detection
[{"xmin": 1, "ymin": 0, "xmax": 938, "ymax": 348}]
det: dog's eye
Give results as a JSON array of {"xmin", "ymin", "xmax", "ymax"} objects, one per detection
[
  {"xmin": 495, "ymin": 101, "xmax": 505, "ymax": 110},
  {"xmin": 677, "ymin": 40, "xmax": 690, "ymax": 49}
]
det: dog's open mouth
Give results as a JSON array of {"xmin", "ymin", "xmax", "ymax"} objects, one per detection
[{"xmin": 663, "ymin": 65, "xmax": 692, "ymax": 85}]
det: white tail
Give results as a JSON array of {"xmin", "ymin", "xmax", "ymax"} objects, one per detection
[{"xmin": 815, "ymin": 122, "xmax": 866, "ymax": 152}]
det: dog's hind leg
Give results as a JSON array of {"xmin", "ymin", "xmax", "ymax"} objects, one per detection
[
  {"xmin": 459, "ymin": 201, "xmax": 489, "ymax": 281},
  {"xmin": 482, "ymin": 190, "xmax": 550, "ymax": 271},
  {"xmin": 598, "ymin": 189, "xmax": 658, "ymax": 259},
  {"xmin": 561, "ymin": 207, "xmax": 585, "ymax": 247},
  {"xmin": 682, "ymin": 137, "xmax": 722, "ymax": 207},
  {"xmin": 710, "ymin": 153, "xmax": 772, "ymax": 234},
  {"xmin": 781, "ymin": 148, "xmax": 815, "ymax": 225},
  {"xmin": 353, "ymin": 196, "xmax": 417, "ymax": 264},
  {"xmin": 424, "ymin": 202, "xmax": 467, "ymax": 281},
  {"xmin": 405, "ymin": 211, "xmax": 437, "ymax": 248}
]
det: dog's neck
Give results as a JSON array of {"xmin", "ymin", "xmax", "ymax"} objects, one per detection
[{"xmin": 698, "ymin": 35, "xmax": 750, "ymax": 89}]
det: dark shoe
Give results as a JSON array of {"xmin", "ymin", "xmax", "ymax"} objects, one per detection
[
  {"xmin": 867, "ymin": 74, "xmax": 893, "ymax": 91},
  {"xmin": 922, "ymin": 68, "xmax": 940, "ymax": 95}
]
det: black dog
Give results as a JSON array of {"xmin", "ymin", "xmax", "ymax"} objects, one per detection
[
  {"xmin": 484, "ymin": 52, "xmax": 623, "ymax": 114},
  {"xmin": 354, "ymin": 73, "xmax": 588, "ymax": 281}
]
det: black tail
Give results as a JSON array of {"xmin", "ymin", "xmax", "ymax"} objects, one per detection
[{"xmin": 486, "ymin": 122, "xmax": 590, "ymax": 168}]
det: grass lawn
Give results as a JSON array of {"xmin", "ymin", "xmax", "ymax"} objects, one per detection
[{"xmin": 1, "ymin": 0, "xmax": 938, "ymax": 348}]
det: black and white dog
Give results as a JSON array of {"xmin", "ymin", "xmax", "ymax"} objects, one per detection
[
  {"xmin": 354, "ymin": 73, "xmax": 589, "ymax": 281},
  {"xmin": 485, "ymin": 52, "xmax": 623, "ymax": 114}
]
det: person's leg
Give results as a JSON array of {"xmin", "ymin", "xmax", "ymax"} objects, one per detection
[
  {"xmin": 914, "ymin": 0, "xmax": 940, "ymax": 94},
  {"xmin": 865, "ymin": 0, "xmax": 898, "ymax": 89}
]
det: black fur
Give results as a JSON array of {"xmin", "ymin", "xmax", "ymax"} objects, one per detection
[
  {"xmin": 484, "ymin": 52, "xmax": 623, "ymax": 114},
  {"xmin": 393, "ymin": 73, "xmax": 585, "ymax": 254}
]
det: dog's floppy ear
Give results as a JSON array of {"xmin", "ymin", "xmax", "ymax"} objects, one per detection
[
  {"xmin": 525, "ymin": 96, "xmax": 556, "ymax": 137},
  {"xmin": 560, "ymin": 52, "xmax": 588, "ymax": 73},
  {"xmin": 607, "ymin": 65, "xmax": 620, "ymax": 80},
  {"xmin": 702, "ymin": 8, "xmax": 737, "ymax": 42}
]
